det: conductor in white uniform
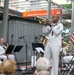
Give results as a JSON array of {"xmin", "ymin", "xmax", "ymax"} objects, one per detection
[{"xmin": 42, "ymin": 15, "xmax": 63, "ymax": 75}]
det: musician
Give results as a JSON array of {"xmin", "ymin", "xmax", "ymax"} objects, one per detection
[
  {"xmin": 60, "ymin": 37, "xmax": 69, "ymax": 56},
  {"xmin": 0, "ymin": 45, "xmax": 7, "ymax": 61},
  {"xmin": 59, "ymin": 37, "xmax": 69, "ymax": 67},
  {"xmin": 42, "ymin": 15, "xmax": 63, "ymax": 75},
  {"xmin": 62, "ymin": 47, "xmax": 74, "ymax": 63},
  {"xmin": 0, "ymin": 38, "xmax": 14, "ymax": 61}
]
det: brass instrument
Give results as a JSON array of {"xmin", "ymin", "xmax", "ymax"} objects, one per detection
[
  {"xmin": 36, "ymin": 35, "xmax": 49, "ymax": 58},
  {"xmin": 39, "ymin": 35, "xmax": 49, "ymax": 45},
  {"xmin": 4, "ymin": 42, "xmax": 9, "ymax": 58}
]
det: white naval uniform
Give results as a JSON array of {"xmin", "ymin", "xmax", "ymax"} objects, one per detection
[
  {"xmin": 63, "ymin": 56, "xmax": 74, "ymax": 63},
  {"xmin": 0, "ymin": 45, "xmax": 15, "ymax": 61},
  {"xmin": 0, "ymin": 46, "xmax": 7, "ymax": 60},
  {"xmin": 42, "ymin": 21, "xmax": 63, "ymax": 75}
]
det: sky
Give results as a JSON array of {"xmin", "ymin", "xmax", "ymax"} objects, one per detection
[
  {"xmin": 52, "ymin": 0, "xmax": 71, "ymax": 4},
  {"xmin": 18, "ymin": 0, "xmax": 71, "ymax": 5}
]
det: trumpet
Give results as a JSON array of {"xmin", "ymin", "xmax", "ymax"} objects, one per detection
[{"xmin": 38, "ymin": 17, "xmax": 52, "ymax": 25}]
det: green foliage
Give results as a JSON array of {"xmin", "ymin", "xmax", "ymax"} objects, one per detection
[{"xmin": 62, "ymin": 4, "xmax": 72, "ymax": 8}]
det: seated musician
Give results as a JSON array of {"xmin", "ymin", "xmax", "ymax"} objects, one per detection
[
  {"xmin": 0, "ymin": 38, "xmax": 14, "ymax": 61},
  {"xmin": 60, "ymin": 37, "xmax": 69, "ymax": 56},
  {"xmin": 0, "ymin": 45, "xmax": 7, "ymax": 61},
  {"xmin": 59, "ymin": 37, "xmax": 70, "ymax": 67},
  {"xmin": 61, "ymin": 38, "xmax": 74, "ymax": 64},
  {"xmin": 63, "ymin": 49, "xmax": 74, "ymax": 63}
]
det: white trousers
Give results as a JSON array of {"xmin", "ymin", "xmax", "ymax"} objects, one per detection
[
  {"xmin": 8, "ymin": 55, "xmax": 15, "ymax": 61},
  {"xmin": 0, "ymin": 55, "xmax": 15, "ymax": 61},
  {"xmin": 44, "ymin": 44, "xmax": 60, "ymax": 75},
  {"xmin": 63, "ymin": 56, "xmax": 74, "ymax": 63},
  {"xmin": 0, "ymin": 55, "xmax": 7, "ymax": 60}
]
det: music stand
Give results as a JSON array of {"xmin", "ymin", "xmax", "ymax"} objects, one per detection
[
  {"xmin": 13, "ymin": 45, "xmax": 23, "ymax": 71},
  {"xmin": 13, "ymin": 45, "xmax": 23, "ymax": 52},
  {"xmin": 5, "ymin": 45, "xmax": 15, "ymax": 54},
  {"xmin": 32, "ymin": 43, "xmax": 44, "ymax": 68},
  {"xmin": 32, "ymin": 43, "xmax": 44, "ymax": 54}
]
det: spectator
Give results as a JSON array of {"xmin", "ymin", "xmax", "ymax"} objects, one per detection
[
  {"xmin": 37, "ymin": 71, "xmax": 50, "ymax": 75},
  {"xmin": 0, "ymin": 59, "xmax": 16, "ymax": 74},
  {"xmin": 34, "ymin": 57, "xmax": 50, "ymax": 75}
]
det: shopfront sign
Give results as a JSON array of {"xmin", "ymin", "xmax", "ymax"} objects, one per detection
[{"xmin": 22, "ymin": 9, "xmax": 62, "ymax": 17}]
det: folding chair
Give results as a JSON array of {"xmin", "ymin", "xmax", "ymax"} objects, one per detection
[{"xmin": 60, "ymin": 53, "xmax": 74, "ymax": 75}]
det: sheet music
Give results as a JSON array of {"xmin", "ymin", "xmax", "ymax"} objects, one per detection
[{"xmin": 35, "ymin": 47, "xmax": 44, "ymax": 53}]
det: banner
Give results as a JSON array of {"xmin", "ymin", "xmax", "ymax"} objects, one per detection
[
  {"xmin": 50, "ymin": 9, "xmax": 62, "ymax": 16},
  {"xmin": 22, "ymin": 9, "xmax": 62, "ymax": 18}
]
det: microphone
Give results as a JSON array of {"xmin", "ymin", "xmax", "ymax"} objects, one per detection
[
  {"xmin": 19, "ymin": 35, "xmax": 25, "ymax": 39},
  {"xmin": 18, "ymin": 37, "xmax": 20, "ymax": 42},
  {"xmin": 11, "ymin": 34, "xmax": 14, "ymax": 38},
  {"xmin": 35, "ymin": 36, "xmax": 38, "ymax": 39}
]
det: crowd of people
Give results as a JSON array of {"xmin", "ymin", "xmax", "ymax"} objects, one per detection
[{"xmin": 0, "ymin": 15, "xmax": 74, "ymax": 75}]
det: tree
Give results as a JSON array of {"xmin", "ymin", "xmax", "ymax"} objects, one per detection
[{"xmin": 62, "ymin": 3, "xmax": 72, "ymax": 8}]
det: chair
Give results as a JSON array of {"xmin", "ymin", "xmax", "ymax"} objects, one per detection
[{"xmin": 60, "ymin": 53, "xmax": 74, "ymax": 75}]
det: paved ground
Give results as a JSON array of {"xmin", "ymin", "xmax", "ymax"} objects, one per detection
[
  {"xmin": 0, "ymin": 64, "xmax": 74, "ymax": 75},
  {"xmin": 13, "ymin": 65, "xmax": 33, "ymax": 75},
  {"xmin": 13, "ymin": 71, "xmax": 33, "ymax": 75}
]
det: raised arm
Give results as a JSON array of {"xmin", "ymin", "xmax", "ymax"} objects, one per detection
[
  {"xmin": 52, "ymin": 23, "xmax": 63, "ymax": 36},
  {"xmin": 42, "ymin": 26, "xmax": 51, "ymax": 34}
]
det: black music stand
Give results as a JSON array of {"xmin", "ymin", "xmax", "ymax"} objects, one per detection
[
  {"xmin": 13, "ymin": 45, "xmax": 23, "ymax": 52},
  {"xmin": 5, "ymin": 45, "xmax": 15, "ymax": 54},
  {"xmin": 32, "ymin": 43, "xmax": 44, "ymax": 70},
  {"xmin": 32, "ymin": 43, "xmax": 44, "ymax": 55},
  {"xmin": 13, "ymin": 45, "xmax": 23, "ymax": 71}
]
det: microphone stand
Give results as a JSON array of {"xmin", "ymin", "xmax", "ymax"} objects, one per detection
[
  {"xmin": 22, "ymin": 36, "xmax": 32, "ymax": 74},
  {"xmin": 11, "ymin": 34, "xmax": 14, "ymax": 45},
  {"xmin": 11, "ymin": 35, "xmax": 21, "ymax": 71}
]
